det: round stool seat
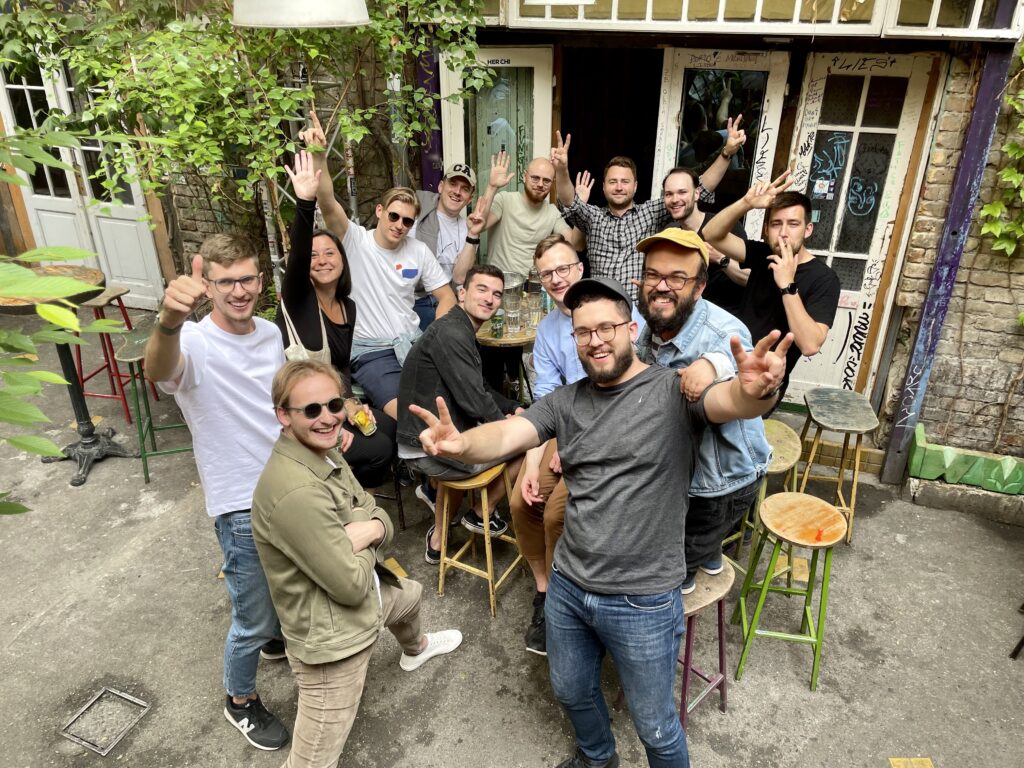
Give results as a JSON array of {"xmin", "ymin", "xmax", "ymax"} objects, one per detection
[
  {"xmin": 82, "ymin": 285, "xmax": 130, "ymax": 309},
  {"xmin": 764, "ymin": 419, "xmax": 801, "ymax": 476},
  {"xmin": 760, "ymin": 492, "xmax": 847, "ymax": 549},
  {"xmin": 685, "ymin": 561, "xmax": 735, "ymax": 616},
  {"xmin": 437, "ymin": 462, "xmax": 507, "ymax": 491}
]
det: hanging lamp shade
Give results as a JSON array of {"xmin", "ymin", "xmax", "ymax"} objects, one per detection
[{"xmin": 232, "ymin": 0, "xmax": 370, "ymax": 27}]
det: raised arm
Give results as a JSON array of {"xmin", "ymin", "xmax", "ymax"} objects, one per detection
[
  {"xmin": 703, "ymin": 169, "xmax": 794, "ymax": 263},
  {"xmin": 451, "ymin": 209, "xmax": 485, "ymax": 286},
  {"xmin": 698, "ymin": 114, "xmax": 746, "ymax": 194},
  {"xmin": 300, "ymin": 111, "xmax": 350, "ymax": 239},
  {"xmin": 703, "ymin": 332, "xmax": 791, "ymax": 423},
  {"xmin": 410, "ymin": 396, "xmax": 541, "ymax": 464},
  {"xmin": 481, "ymin": 151, "xmax": 513, "ymax": 230},
  {"xmin": 551, "ymin": 131, "xmax": 575, "ymax": 207},
  {"xmin": 281, "ymin": 150, "xmax": 321, "ymax": 306},
  {"xmin": 144, "ymin": 253, "xmax": 206, "ymax": 382}
]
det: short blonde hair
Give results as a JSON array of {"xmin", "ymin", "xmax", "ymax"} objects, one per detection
[
  {"xmin": 198, "ymin": 233, "xmax": 261, "ymax": 277},
  {"xmin": 380, "ymin": 187, "xmax": 421, "ymax": 216},
  {"xmin": 271, "ymin": 360, "xmax": 343, "ymax": 410}
]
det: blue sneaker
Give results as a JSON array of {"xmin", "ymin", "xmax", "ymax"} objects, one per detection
[
  {"xmin": 700, "ymin": 557, "xmax": 724, "ymax": 575},
  {"xmin": 681, "ymin": 574, "xmax": 696, "ymax": 595}
]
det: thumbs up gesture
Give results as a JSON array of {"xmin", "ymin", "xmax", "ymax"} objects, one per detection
[{"xmin": 160, "ymin": 253, "xmax": 207, "ymax": 329}]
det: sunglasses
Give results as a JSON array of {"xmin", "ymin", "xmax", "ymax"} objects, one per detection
[
  {"xmin": 387, "ymin": 211, "xmax": 416, "ymax": 228},
  {"xmin": 285, "ymin": 398, "xmax": 345, "ymax": 419}
]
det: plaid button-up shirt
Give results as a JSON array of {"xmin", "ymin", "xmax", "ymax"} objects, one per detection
[{"xmin": 561, "ymin": 188, "xmax": 713, "ymax": 302}]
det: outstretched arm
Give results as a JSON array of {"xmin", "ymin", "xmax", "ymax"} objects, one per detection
[
  {"xmin": 698, "ymin": 114, "xmax": 746, "ymax": 193},
  {"xmin": 281, "ymin": 150, "xmax": 321, "ymax": 306},
  {"xmin": 145, "ymin": 253, "xmax": 206, "ymax": 383},
  {"xmin": 300, "ymin": 111, "xmax": 350, "ymax": 239},
  {"xmin": 410, "ymin": 396, "xmax": 541, "ymax": 464},
  {"xmin": 481, "ymin": 151, "xmax": 513, "ymax": 230},
  {"xmin": 703, "ymin": 331, "xmax": 792, "ymax": 423},
  {"xmin": 703, "ymin": 168, "xmax": 794, "ymax": 263}
]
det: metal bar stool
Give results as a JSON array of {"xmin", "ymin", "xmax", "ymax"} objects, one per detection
[
  {"xmin": 734, "ymin": 492, "xmax": 847, "ymax": 691},
  {"xmin": 437, "ymin": 463, "xmax": 522, "ymax": 617},
  {"xmin": 114, "ymin": 316, "xmax": 192, "ymax": 482},
  {"xmin": 799, "ymin": 388, "xmax": 879, "ymax": 543},
  {"xmin": 74, "ymin": 286, "xmax": 134, "ymax": 422},
  {"xmin": 679, "ymin": 562, "xmax": 735, "ymax": 727}
]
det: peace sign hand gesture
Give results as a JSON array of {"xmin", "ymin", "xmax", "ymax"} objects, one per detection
[
  {"xmin": 551, "ymin": 130, "xmax": 571, "ymax": 170},
  {"xmin": 409, "ymin": 397, "xmax": 467, "ymax": 457},
  {"xmin": 724, "ymin": 114, "xmax": 746, "ymax": 156},
  {"xmin": 743, "ymin": 168, "xmax": 794, "ymax": 210},
  {"xmin": 731, "ymin": 331, "xmax": 793, "ymax": 400}
]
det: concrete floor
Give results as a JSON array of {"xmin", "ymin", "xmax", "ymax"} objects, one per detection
[{"xmin": 2, "ymin": 312, "xmax": 1023, "ymax": 768}]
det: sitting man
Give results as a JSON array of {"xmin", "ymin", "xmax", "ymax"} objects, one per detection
[
  {"xmin": 305, "ymin": 113, "xmax": 457, "ymax": 419},
  {"xmin": 634, "ymin": 228, "xmax": 771, "ymax": 592},
  {"xmin": 397, "ymin": 264, "xmax": 524, "ymax": 564},
  {"xmin": 508, "ymin": 233, "xmax": 587, "ymax": 656},
  {"xmin": 252, "ymin": 359, "xmax": 462, "ymax": 768}
]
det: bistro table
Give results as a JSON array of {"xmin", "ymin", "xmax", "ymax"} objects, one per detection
[
  {"xmin": 0, "ymin": 264, "xmax": 134, "ymax": 486},
  {"xmin": 476, "ymin": 320, "xmax": 536, "ymax": 404}
]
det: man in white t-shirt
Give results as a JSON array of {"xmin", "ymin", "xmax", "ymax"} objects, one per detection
[{"xmin": 144, "ymin": 235, "xmax": 290, "ymax": 753}]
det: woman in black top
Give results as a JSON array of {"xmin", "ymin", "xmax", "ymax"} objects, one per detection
[{"xmin": 276, "ymin": 151, "xmax": 397, "ymax": 489}]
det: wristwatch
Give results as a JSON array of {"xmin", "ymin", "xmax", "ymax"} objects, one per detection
[
  {"xmin": 779, "ymin": 282, "xmax": 798, "ymax": 296},
  {"xmin": 465, "ymin": 236, "xmax": 481, "ymax": 246},
  {"xmin": 718, "ymin": 254, "xmax": 731, "ymax": 268},
  {"xmin": 719, "ymin": 149, "xmax": 733, "ymax": 161}
]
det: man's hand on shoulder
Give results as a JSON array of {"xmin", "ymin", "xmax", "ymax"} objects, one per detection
[{"xmin": 678, "ymin": 358, "xmax": 716, "ymax": 402}]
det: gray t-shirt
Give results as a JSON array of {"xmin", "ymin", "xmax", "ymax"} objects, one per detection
[{"xmin": 523, "ymin": 365, "xmax": 707, "ymax": 595}]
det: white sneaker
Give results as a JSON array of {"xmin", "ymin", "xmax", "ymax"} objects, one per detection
[
  {"xmin": 414, "ymin": 484, "xmax": 435, "ymax": 514},
  {"xmin": 399, "ymin": 629, "xmax": 463, "ymax": 672}
]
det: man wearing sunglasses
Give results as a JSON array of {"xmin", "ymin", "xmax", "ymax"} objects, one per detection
[
  {"xmin": 144, "ymin": 236, "xmax": 290, "ymax": 752},
  {"xmin": 303, "ymin": 114, "xmax": 456, "ymax": 421},
  {"xmin": 411, "ymin": 276, "xmax": 791, "ymax": 768},
  {"xmin": 633, "ymin": 228, "xmax": 771, "ymax": 595}
]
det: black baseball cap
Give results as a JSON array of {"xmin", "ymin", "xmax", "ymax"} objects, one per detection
[{"xmin": 563, "ymin": 277, "xmax": 633, "ymax": 312}]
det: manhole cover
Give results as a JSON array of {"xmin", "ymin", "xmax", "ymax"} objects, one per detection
[{"xmin": 60, "ymin": 687, "xmax": 150, "ymax": 756}]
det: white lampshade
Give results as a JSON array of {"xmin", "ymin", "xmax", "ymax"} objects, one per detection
[
  {"xmin": 233, "ymin": 0, "xmax": 370, "ymax": 27},
  {"xmin": 522, "ymin": 0, "xmax": 596, "ymax": 5}
]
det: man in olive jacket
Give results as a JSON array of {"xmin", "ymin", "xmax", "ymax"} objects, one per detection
[{"xmin": 253, "ymin": 359, "xmax": 462, "ymax": 766}]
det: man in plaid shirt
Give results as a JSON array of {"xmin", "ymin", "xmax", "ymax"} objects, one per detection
[{"xmin": 552, "ymin": 124, "xmax": 746, "ymax": 301}]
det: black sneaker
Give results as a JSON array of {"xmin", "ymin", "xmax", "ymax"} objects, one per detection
[
  {"xmin": 425, "ymin": 526, "xmax": 441, "ymax": 565},
  {"xmin": 223, "ymin": 695, "xmax": 289, "ymax": 751},
  {"xmin": 525, "ymin": 598, "xmax": 547, "ymax": 656},
  {"xmin": 555, "ymin": 748, "xmax": 620, "ymax": 768},
  {"xmin": 259, "ymin": 638, "xmax": 286, "ymax": 661},
  {"xmin": 462, "ymin": 509, "xmax": 508, "ymax": 536}
]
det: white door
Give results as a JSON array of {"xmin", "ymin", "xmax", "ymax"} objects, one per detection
[
  {"xmin": 787, "ymin": 53, "xmax": 937, "ymax": 399},
  {"xmin": 653, "ymin": 49, "xmax": 790, "ymax": 237},
  {"xmin": 0, "ymin": 65, "xmax": 164, "ymax": 309}
]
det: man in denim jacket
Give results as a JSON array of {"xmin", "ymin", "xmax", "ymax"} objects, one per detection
[{"xmin": 634, "ymin": 228, "xmax": 771, "ymax": 594}]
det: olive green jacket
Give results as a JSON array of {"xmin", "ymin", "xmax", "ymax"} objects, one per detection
[{"xmin": 252, "ymin": 433, "xmax": 398, "ymax": 665}]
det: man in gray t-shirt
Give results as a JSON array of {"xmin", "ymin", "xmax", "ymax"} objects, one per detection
[{"xmin": 411, "ymin": 277, "xmax": 791, "ymax": 768}]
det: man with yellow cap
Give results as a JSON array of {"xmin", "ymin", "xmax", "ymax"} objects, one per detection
[{"xmin": 634, "ymin": 228, "xmax": 772, "ymax": 593}]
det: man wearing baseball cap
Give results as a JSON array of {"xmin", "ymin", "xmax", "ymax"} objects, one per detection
[
  {"xmin": 410, "ymin": 275, "xmax": 791, "ymax": 768},
  {"xmin": 634, "ymin": 227, "xmax": 771, "ymax": 594},
  {"xmin": 410, "ymin": 161, "xmax": 487, "ymax": 330}
]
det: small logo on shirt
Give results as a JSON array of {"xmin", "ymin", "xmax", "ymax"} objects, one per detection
[{"xmin": 395, "ymin": 264, "xmax": 419, "ymax": 279}]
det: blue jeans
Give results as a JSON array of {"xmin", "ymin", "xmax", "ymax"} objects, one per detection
[
  {"xmin": 214, "ymin": 511, "xmax": 281, "ymax": 698},
  {"xmin": 413, "ymin": 295, "xmax": 438, "ymax": 331},
  {"xmin": 546, "ymin": 568, "xmax": 689, "ymax": 767}
]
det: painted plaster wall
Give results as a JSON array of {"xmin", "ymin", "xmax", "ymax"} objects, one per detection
[{"xmin": 882, "ymin": 50, "xmax": 1024, "ymax": 458}]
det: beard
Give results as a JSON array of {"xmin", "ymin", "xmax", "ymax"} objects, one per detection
[
  {"xmin": 524, "ymin": 186, "xmax": 548, "ymax": 204},
  {"xmin": 639, "ymin": 289, "xmax": 698, "ymax": 337},
  {"xmin": 581, "ymin": 343, "xmax": 634, "ymax": 385}
]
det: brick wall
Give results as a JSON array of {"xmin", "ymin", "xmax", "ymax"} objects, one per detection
[{"xmin": 882, "ymin": 51, "xmax": 1024, "ymax": 457}]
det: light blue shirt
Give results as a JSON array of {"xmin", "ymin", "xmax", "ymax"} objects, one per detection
[
  {"xmin": 533, "ymin": 308, "xmax": 587, "ymax": 398},
  {"xmin": 636, "ymin": 298, "xmax": 771, "ymax": 497}
]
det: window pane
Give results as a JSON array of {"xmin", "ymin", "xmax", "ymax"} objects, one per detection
[
  {"xmin": 724, "ymin": 0, "xmax": 756, "ymax": 21},
  {"xmin": 897, "ymin": 0, "xmax": 933, "ymax": 25},
  {"xmin": 519, "ymin": 0, "xmax": 544, "ymax": 18},
  {"xmin": 762, "ymin": 0, "xmax": 796, "ymax": 20},
  {"xmin": 830, "ymin": 256, "xmax": 867, "ymax": 291},
  {"xmin": 618, "ymin": 0, "xmax": 649, "ymax": 19},
  {"xmin": 584, "ymin": 0, "xmax": 614, "ymax": 19},
  {"xmin": 937, "ymin": 0, "xmax": 972, "ymax": 25},
  {"xmin": 687, "ymin": 0, "xmax": 719, "ymax": 18},
  {"xmin": 838, "ymin": 0, "xmax": 874, "ymax": 21},
  {"xmin": 801, "ymin": 0, "xmax": 836, "ymax": 21},
  {"xmin": 653, "ymin": 0, "xmax": 684, "ymax": 20},
  {"xmin": 836, "ymin": 132, "xmax": 895, "ymax": 254},
  {"xmin": 862, "ymin": 77, "xmax": 908, "ymax": 129},
  {"xmin": 49, "ymin": 162, "xmax": 71, "ymax": 198},
  {"xmin": 806, "ymin": 130, "xmax": 853, "ymax": 250},
  {"xmin": 482, "ymin": 0, "xmax": 500, "ymax": 15},
  {"xmin": 465, "ymin": 68, "xmax": 534, "ymax": 195},
  {"xmin": 819, "ymin": 75, "xmax": 863, "ymax": 125},
  {"xmin": 551, "ymin": 3, "xmax": 579, "ymax": 17},
  {"xmin": 979, "ymin": 0, "xmax": 1007, "ymax": 26}
]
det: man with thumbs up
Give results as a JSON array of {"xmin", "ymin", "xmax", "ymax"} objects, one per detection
[{"xmin": 145, "ymin": 236, "xmax": 291, "ymax": 752}]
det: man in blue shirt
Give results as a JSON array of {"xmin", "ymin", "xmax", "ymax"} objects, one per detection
[
  {"xmin": 508, "ymin": 233, "xmax": 586, "ymax": 656},
  {"xmin": 634, "ymin": 228, "xmax": 772, "ymax": 592}
]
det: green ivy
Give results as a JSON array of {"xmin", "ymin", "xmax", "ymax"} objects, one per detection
[{"xmin": 981, "ymin": 52, "xmax": 1024, "ymax": 258}]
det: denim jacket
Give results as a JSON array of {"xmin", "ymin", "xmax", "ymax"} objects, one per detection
[{"xmin": 636, "ymin": 298, "xmax": 771, "ymax": 497}]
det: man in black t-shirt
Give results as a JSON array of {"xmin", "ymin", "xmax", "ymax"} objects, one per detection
[{"xmin": 702, "ymin": 171, "xmax": 841, "ymax": 395}]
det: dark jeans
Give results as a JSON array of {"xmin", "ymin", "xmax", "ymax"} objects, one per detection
[
  {"xmin": 343, "ymin": 407, "xmax": 396, "ymax": 488},
  {"xmin": 546, "ymin": 568, "xmax": 689, "ymax": 767},
  {"xmin": 413, "ymin": 295, "xmax": 437, "ymax": 332},
  {"xmin": 686, "ymin": 477, "xmax": 762, "ymax": 578}
]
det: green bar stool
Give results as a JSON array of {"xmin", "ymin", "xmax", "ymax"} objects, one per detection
[
  {"xmin": 734, "ymin": 492, "xmax": 847, "ymax": 691},
  {"xmin": 114, "ymin": 316, "xmax": 192, "ymax": 483}
]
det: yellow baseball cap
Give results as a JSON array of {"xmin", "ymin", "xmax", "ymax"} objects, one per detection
[{"xmin": 635, "ymin": 227, "xmax": 709, "ymax": 265}]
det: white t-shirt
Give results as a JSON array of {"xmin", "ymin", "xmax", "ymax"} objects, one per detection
[
  {"xmin": 343, "ymin": 223, "xmax": 449, "ymax": 341},
  {"xmin": 436, "ymin": 211, "xmax": 467, "ymax": 279},
  {"xmin": 158, "ymin": 316, "xmax": 284, "ymax": 517}
]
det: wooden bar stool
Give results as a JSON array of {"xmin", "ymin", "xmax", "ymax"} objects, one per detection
[
  {"xmin": 114, "ymin": 316, "xmax": 192, "ymax": 482},
  {"xmin": 734, "ymin": 492, "xmax": 847, "ymax": 691},
  {"xmin": 799, "ymin": 388, "xmax": 879, "ymax": 543},
  {"xmin": 437, "ymin": 463, "xmax": 522, "ymax": 617},
  {"xmin": 723, "ymin": 418, "xmax": 802, "ymax": 576},
  {"xmin": 74, "ymin": 286, "xmax": 134, "ymax": 422},
  {"xmin": 679, "ymin": 562, "xmax": 734, "ymax": 727}
]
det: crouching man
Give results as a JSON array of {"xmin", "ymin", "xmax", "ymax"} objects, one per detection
[{"xmin": 252, "ymin": 360, "xmax": 463, "ymax": 767}]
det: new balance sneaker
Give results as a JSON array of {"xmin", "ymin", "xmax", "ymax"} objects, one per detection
[
  {"xmin": 223, "ymin": 695, "xmax": 289, "ymax": 751},
  {"xmin": 525, "ymin": 594, "xmax": 547, "ymax": 656},
  {"xmin": 555, "ymin": 748, "xmax": 620, "ymax": 768},
  {"xmin": 414, "ymin": 480, "xmax": 436, "ymax": 514},
  {"xmin": 462, "ymin": 509, "xmax": 508, "ymax": 536},
  {"xmin": 259, "ymin": 638, "xmax": 286, "ymax": 661},
  {"xmin": 700, "ymin": 557, "xmax": 724, "ymax": 575},
  {"xmin": 681, "ymin": 574, "xmax": 696, "ymax": 595},
  {"xmin": 425, "ymin": 526, "xmax": 441, "ymax": 565},
  {"xmin": 399, "ymin": 629, "xmax": 463, "ymax": 671}
]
